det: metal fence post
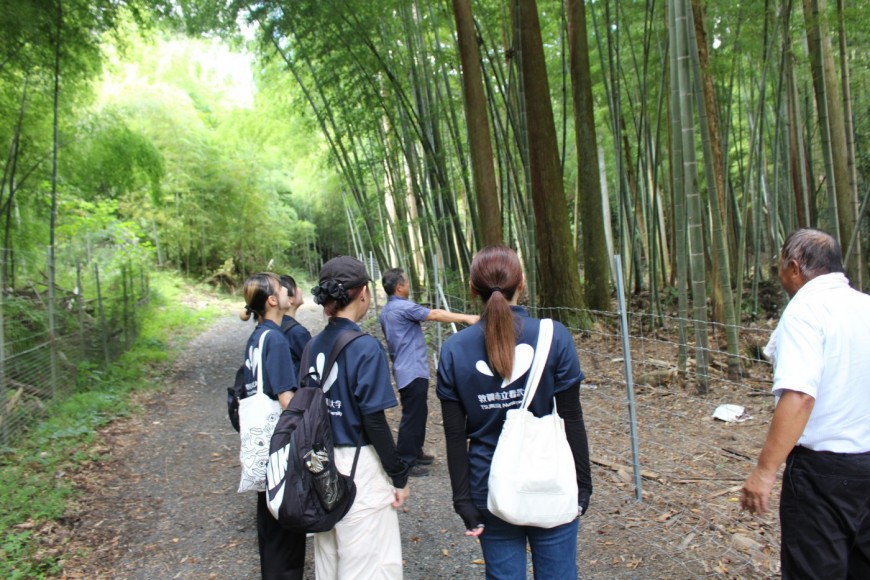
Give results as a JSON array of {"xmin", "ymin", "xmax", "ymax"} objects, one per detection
[
  {"xmin": 122, "ymin": 263, "xmax": 130, "ymax": 349},
  {"xmin": 369, "ymin": 251, "xmax": 378, "ymax": 314},
  {"xmin": 94, "ymin": 263, "xmax": 110, "ymax": 366},
  {"xmin": 76, "ymin": 258, "xmax": 86, "ymax": 357},
  {"xmin": 47, "ymin": 246, "xmax": 58, "ymax": 399},
  {"xmin": 127, "ymin": 262, "xmax": 136, "ymax": 341},
  {"xmin": 614, "ymin": 255, "xmax": 643, "ymax": 502},
  {"xmin": 0, "ymin": 261, "xmax": 6, "ymax": 446},
  {"xmin": 433, "ymin": 253, "xmax": 442, "ymax": 360}
]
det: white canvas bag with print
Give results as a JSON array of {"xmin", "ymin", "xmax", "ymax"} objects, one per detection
[
  {"xmin": 487, "ymin": 318, "xmax": 579, "ymax": 527},
  {"xmin": 238, "ymin": 329, "xmax": 283, "ymax": 493}
]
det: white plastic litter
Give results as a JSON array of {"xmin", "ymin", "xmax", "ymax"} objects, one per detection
[{"xmin": 712, "ymin": 404, "xmax": 752, "ymax": 423}]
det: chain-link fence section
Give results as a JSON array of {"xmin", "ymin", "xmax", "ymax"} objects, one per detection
[{"xmin": 0, "ymin": 246, "xmax": 149, "ymax": 447}]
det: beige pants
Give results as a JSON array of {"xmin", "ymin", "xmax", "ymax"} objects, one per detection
[{"xmin": 314, "ymin": 445, "xmax": 402, "ymax": 580}]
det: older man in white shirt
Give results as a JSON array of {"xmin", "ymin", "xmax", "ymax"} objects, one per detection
[{"xmin": 741, "ymin": 228, "xmax": 870, "ymax": 578}]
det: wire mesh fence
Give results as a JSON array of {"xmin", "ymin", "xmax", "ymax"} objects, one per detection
[
  {"xmin": 423, "ymin": 280, "xmax": 781, "ymax": 577},
  {"xmin": 0, "ymin": 246, "xmax": 150, "ymax": 447},
  {"xmin": 3, "ymin": 244, "xmax": 784, "ymax": 575}
]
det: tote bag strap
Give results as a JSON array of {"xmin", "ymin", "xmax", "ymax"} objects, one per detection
[
  {"xmin": 519, "ymin": 319, "xmax": 553, "ymax": 410},
  {"xmin": 255, "ymin": 329, "xmax": 270, "ymax": 396}
]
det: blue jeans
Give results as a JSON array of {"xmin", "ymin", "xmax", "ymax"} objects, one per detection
[{"xmin": 479, "ymin": 510, "xmax": 579, "ymax": 580}]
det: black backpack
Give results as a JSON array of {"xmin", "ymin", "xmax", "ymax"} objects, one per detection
[
  {"xmin": 227, "ymin": 365, "xmax": 245, "ymax": 432},
  {"xmin": 265, "ymin": 329, "xmax": 365, "ymax": 533}
]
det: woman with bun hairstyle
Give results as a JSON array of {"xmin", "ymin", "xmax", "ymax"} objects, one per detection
[
  {"xmin": 436, "ymin": 246, "xmax": 592, "ymax": 579},
  {"xmin": 278, "ymin": 274, "xmax": 312, "ymax": 371},
  {"xmin": 306, "ymin": 256, "xmax": 410, "ymax": 579},
  {"xmin": 240, "ymin": 272, "xmax": 305, "ymax": 579}
]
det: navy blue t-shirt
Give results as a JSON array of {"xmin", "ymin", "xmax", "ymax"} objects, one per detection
[
  {"xmin": 243, "ymin": 320, "xmax": 298, "ymax": 399},
  {"xmin": 436, "ymin": 306, "xmax": 584, "ymax": 505},
  {"xmin": 303, "ymin": 317, "xmax": 398, "ymax": 446},
  {"xmin": 281, "ymin": 315, "xmax": 312, "ymax": 372}
]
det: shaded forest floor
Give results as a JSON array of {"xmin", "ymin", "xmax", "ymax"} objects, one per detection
[{"xmin": 50, "ymin": 292, "xmax": 780, "ymax": 578}]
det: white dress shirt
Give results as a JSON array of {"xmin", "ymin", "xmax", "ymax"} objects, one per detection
[{"xmin": 764, "ymin": 273, "xmax": 870, "ymax": 453}]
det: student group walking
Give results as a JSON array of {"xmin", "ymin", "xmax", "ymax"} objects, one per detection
[{"xmin": 236, "ymin": 231, "xmax": 870, "ymax": 579}]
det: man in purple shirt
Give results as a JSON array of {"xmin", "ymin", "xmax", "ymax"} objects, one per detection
[{"xmin": 379, "ymin": 268, "xmax": 478, "ymax": 477}]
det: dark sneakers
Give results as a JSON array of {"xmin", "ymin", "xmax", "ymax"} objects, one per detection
[
  {"xmin": 409, "ymin": 464, "xmax": 430, "ymax": 477},
  {"xmin": 409, "ymin": 452, "xmax": 435, "ymax": 476}
]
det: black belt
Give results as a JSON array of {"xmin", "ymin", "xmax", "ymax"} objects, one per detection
[{"xmin": 794, "ymin": 445, "xmax": 870, "ymax": 456}]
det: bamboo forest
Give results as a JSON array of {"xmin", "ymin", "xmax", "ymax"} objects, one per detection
[
  {"xmin": 4, "ymin": 0, "xmax": 870, "ymax": 326},
  {"xmin": 1, "ymin": 0, "xmax": 870, "ymax": 575}
]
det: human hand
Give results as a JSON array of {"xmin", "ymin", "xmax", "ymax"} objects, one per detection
[
  {"xmin": 465, "ymin": 524, "xmax": 484, "ymax": 537},
  {"xmin": 740, "ymin": 467, "xmax": 777, "ymax": 515},
  {"xmin": 454, "ymin": 499, "xmax": 483, "ymax": 531},
  {"xmin": 392, "ymin": 485, "xmax": 410, "ymax": 508}
]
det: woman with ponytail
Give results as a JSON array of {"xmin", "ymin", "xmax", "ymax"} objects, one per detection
[
  {"xmin": 436, "ymin": 246, "xmax": 592, "ymax": 579},
  {"xmin": 240, "ymin": 273, "xmax": 305, "ymax": 579},
  {"xmin": 306, "ymin": 256, "xmax": 409, "ymax": 579}
]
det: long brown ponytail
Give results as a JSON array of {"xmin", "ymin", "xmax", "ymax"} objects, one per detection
[
  {"xmin": 469, "ymin": 246, "xmax": 523, "ymax": 379},
  {"xmin": 240, "ymin": 273, "xmax": 279, "ymax": 323}
]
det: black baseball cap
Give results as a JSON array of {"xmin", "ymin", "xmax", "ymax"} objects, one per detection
[{"xmin": 318, "ymin": 256, "xmax": 371, "ymax": 289}]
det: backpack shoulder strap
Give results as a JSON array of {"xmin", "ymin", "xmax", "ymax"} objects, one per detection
[
  {"xmin": 280, "ymin": 316, "xmax": 300, "ymax": 334},
  {"xmin": 298, "ymin": 340, "xmax": 313, "ymax": 383},
  {"xmin": 298, "ymin": 329, "xmax": 366, "ymax": 385},
  {"xmin": 324, "ymin": 329, "xmax": 368, "ymax": 480},
  {"xmin": 322, "ymin": 330, "xmax": 367, "ymax": 382}
]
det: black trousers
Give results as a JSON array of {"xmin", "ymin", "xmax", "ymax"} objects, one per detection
[
  {"xmin": 396, "ymin": 377, "xmax": 429, "ymax": 467},
  {"xmin": 256, "ymin": 491, "xmax": 306, "ymax": 580},
  {"xmin": 780, "ymin": 446, "xmax": 870, "ymax": 579}
]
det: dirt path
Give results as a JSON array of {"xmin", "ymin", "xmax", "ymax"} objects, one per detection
[
  {"xmin": 59, "ymin": 298, "xmax": 779, "ymax": 579},
  {"xmin": 60, "ymin": 302, "xmax": 486, "ymax": 579}
]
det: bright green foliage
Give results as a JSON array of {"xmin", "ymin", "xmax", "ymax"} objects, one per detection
[
  {"xmin": 0, "ymin": 272, "xmax": 225, "ymax": 577},
  {"xmin": 95, "ymin": 35, "xmax": 323, "ymax": 279}
]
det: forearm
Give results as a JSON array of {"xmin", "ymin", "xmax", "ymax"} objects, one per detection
[
  {"xmin": 278, "ymin": 391, "xmax": 294, "ymax": 410},
  {"xmin": 741, "ymin": 390, "xmax": 815, "ymax": 514},
  {"xmin": 756, "ymin": 390, "xmax": 815, "ymax": 475},
  {"xmin": 555, "ymin": 386, "xmax": 592, "ymax": 510},
  {"xmin": 427, "ymin": 309, "xmax": 478, "ymax": 325},
  {"xmin": 360, "ymin": 411, "xmax": 409, "ymax": 488},
  {"xmin": 440, "ymin": 399, "xmax": 482, "ymax": 529}
]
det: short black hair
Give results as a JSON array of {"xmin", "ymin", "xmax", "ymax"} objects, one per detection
[
  {"xmin": 278, "ymin": 275, "xmax": 298, "ymax": 295},
  {"xmin": 382, "ymin": 268, "xmax": 405, "ymax": 296}
]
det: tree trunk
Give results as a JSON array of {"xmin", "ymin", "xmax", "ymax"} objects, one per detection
[
  {"xmin": 836, "ymin": 0, "xmax": 862, "ymax": 289},
  {"xmin": 782, "ymin": 0, "xmax": 811, "ymax": 228},
  {"xmin": 802, "ymin": 0, "xmax": 862, "ymax": 286},
  {"xmin": 688, "ymin": 0, "xmax": 742, "ymax": 379},
  {"xmin": 673, "ymin": 0, "xmax": 709, "ymax": 393},
  {"xmin": 566, "ymin": 0, "xmax": 610, "ymax": 310},
  {"xmin": 517, "ymin": 0, "xmax": 589, "ymax": 328},
  {"xmin": 451, "ymin": 0, "xmax": 502, "ymax": 246},
  {"xmin": 668, "ymin": 0, "xmax": 689, "ymax": 376}
]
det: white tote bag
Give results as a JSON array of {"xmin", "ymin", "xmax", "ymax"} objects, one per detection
[
  {"xmin": 487, "ymin": 319, "xmax": 579, "ymax": 528},
  {"xmin": 238, "ymin": 329, "xmax": 283, "ymax": 493}
]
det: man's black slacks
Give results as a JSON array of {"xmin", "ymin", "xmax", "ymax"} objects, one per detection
[
  {"xmin": 780, "ymin": 446, "xmax": 870, "ymax": 579},
  {"xmin": 396, "ymin": 377, "xmax": 429, "ymax": 467}
]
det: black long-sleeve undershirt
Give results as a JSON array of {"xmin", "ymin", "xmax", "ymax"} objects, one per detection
[
  {"xmin": 556, "ymin": 385, "xmax": 593, "ymax": 511},
  {"xmin": 361, "ymin": 411, "xmax": 409, "ymax": 489}
]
